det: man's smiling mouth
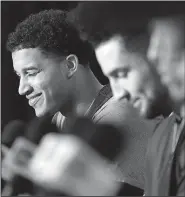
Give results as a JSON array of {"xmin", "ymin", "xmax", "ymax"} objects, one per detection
[{"xmin": 28, "ymin": 94, "xmax": 42, "ymax": 107}]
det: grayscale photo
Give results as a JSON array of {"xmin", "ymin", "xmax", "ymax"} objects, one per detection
[{"xmin": 1, "ymin": 1, "xmax": 185, "ymax": 196}]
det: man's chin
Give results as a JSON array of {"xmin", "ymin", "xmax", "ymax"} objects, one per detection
[
  {"xmin": 34, "ymin": 108, "xmax": 49, "ymax": 118},
  {"xmin": 35, "ymin": 107, "xmax": 58, "ymax": 118},
  {"xmin": 35, "ymin": 111, "xmax": 45, "ymax": 118}
]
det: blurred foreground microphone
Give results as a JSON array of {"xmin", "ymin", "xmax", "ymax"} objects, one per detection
[
  {"xmin": 1, "ymin": 120, "xmax": 26, "ymax": 193},
  {"xmin": 25, "ymin": 115, "xmax": 59, "ymax": 145},
  {"xmin": 1, "ymin": 116, "xmax": 59, "ymax": 196},
  {"xmin": 28, "ymin": 117, "xmax": 124, "ymax": 196},
  {"xmin": 1, "ymin": 120, "xmax": 35, "ymax": 196},
  {"xmin": 1, "ymin": 120, "xmax": 25, "ymax": 156}
]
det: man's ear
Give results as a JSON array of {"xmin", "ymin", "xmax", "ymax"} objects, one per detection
[{"xmin": 65, "ymin": 54, "xmax": 79, "ymax": 79}]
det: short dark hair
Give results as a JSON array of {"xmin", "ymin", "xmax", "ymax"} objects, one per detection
[
  {"xmin": 69, "ymin": 2, "xmax": 184, "ymax": 50},
  {"xmin": 69, "ymin": 2, "xmax": 153, "ymax": 53},
  {"xmin": 6, "ymin": 9, "xmax": 93, "ymax": 65}
]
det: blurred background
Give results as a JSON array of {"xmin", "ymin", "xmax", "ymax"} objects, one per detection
[{"xmin": 1, "ymin": 1, "xmax": 108, "ymax": 130}]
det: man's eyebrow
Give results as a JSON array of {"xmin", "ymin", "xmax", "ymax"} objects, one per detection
[
  {"xmin": 23, "ymin": 66, "xmax": 39, "ymax": 72},
  {"xmin": 14, "ymin": 66, "xmax": 39, "ymax": 75}
]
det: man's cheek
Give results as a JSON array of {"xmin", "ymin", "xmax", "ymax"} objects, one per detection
[{"xmin": 30, "ymin": 79, "xmax": 43, "ymax": 91}]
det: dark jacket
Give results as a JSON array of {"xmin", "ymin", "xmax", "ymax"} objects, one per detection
[{"xmin": 145, "ymin": 112, "xmax": 184, "ymax": 196}]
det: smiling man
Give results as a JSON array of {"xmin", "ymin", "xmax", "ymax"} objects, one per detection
[
  {"xmin": 95, "ymin": 34, "xmax": 173, "ymax": 118},
  {"xmin": 6, "ymin": 9, "xmax": 115, "ymax": 121}
]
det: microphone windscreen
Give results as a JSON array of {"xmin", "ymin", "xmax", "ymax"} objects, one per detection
[
  {"xmin": 2, "ymin": 120, "xmax": 26, "ymax": 148},
  {"xmin": 1, "ymin": 121, "xmax": 35, "ymax": 195},
  {"xmin": 25, "ymin": 115, "xmax": 59, "ymax": 145}
]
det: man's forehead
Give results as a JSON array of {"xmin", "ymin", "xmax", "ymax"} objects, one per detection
[
  {"xmin": 12, "ymin": 48, "xmax": 42, "ymax": 60},
  {"xmin": 96, "ymin": 35, "xmax": 124, "ymax": 55},
  {"xmin": 12, "ymin": 48, "xmax": 43, "ymax": 72},
  {"xmin": 95, "ymin": 35, "xmax": 126, "ymax": 74}
]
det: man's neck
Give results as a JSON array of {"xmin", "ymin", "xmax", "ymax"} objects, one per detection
[
  {"xmin": 63, "ymin": 68, "xmax": 103, "ymax": 118},
  {"xmin": 75, "ymin": 69, "xmax": 104, "ymax": 116}
]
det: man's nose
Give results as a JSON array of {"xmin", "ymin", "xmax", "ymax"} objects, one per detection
[
  {"xmin": 110, "ymin": 80, "xmax": 130, "ymax": 101},
  {"xmin": 18, "ymin": 77, "xmax": 32, "ymax": 96}
]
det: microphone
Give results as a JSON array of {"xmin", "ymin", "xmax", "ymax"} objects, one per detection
[
  {"xmin": 25, "ymin": 115, "xmax": 59, "ymax": 145},
  {"xmin": 28, "ymin": 117, "xmax": 124, "ymax": 196},
  {"xmin": 1, "ymin": 116, "xmax": 60, "ymax": 196},
  {"xmin": 1, "ymin": 120, "xmax": 27, "ymax": 195},
  {"xmin": 1, "ymin": 120, "xmax": 26, "ymax": 178},
  {"xmin": 2, "ymin": 120, "xmax": 25, "ymax": 147}
]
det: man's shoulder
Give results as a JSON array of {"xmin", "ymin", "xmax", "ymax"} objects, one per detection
[
  {"xmin": 93, "ymin": 96, "xmax": 162, "ymax": 131},
  {"xmin": 92, "ymin": 97, "xmax": 140, "ymax": 124}
]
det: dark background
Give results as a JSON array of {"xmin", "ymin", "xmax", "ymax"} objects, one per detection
[{"xmin": 1, "ymin": 1, "xmax": 108, "ymax": 130}]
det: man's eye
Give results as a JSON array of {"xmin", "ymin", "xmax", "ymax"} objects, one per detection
[
  {"xmin": 27, "ymin": 72, "xmax": 37, "ymax": 76},
  {"xmin": 26, "ymin": 70, "xmax": 41, "ymax": 77},
  {"xmin": 115, "ymin": 71, "xmax": 128, "ymax": 78},
  {"xmin": 116, "ymin": 67, "xmax": 131, "ymax": 78},
  {"xmin": 117, "ymin": 71, "xmax": 126, "ymax": 78}
]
